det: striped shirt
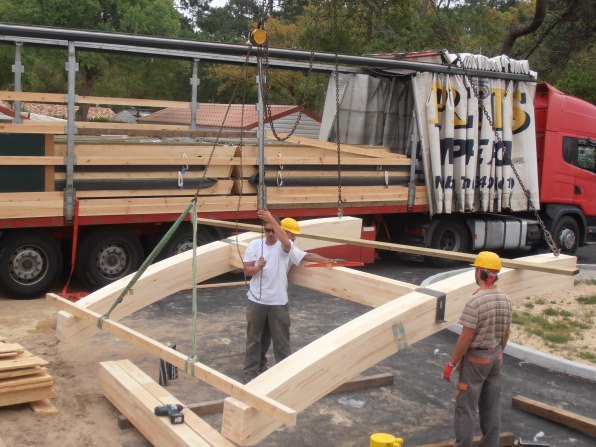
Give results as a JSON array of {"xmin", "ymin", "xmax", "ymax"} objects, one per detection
[{"xmin": 458, "ymin": 287, "xmax": 512, "ymax": 349}]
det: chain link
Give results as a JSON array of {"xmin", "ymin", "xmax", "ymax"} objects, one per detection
[{"xmin": 428, "ymin": 0, "xmax": 559, "ymax": 256}]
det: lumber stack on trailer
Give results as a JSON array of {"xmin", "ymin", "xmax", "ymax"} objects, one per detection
[
  {"xmin": 0, "ymin": 128, "xmax": 426, "ymax": 221},
  {"xmin": 0, "ymin": 338, "xmax": 57, "ymax": 413}
]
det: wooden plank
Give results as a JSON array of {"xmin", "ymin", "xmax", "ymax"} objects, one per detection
[
  {"xmin": 331, "ymin": 372, "xmax": 394, "ymax": 394},
  {"xmin": 411, "ymin": 432, "xmax": 515, "ymax": 447},
  {"xmin": 0, "ymin": 90, "xmax": 190, "ymax": 108},
  {"xmin": 44, "ymin": 134, "xmax": 54, "ymax": 192},
  {"xmin": 0, "ymin": 372, "xmax": 53, "ymax": 391},
  {"xmin": 198, "ymin": 217, "xmax": 578, "ymax": 276},
  {"xmin": 115, "ymin": 359, "xmax": 235, "ymax": 446},
  {"xmin": 0, "ymin": 355, "xmax": 49, "ymax": 372},
  {"xmin": 70, "ymin": 156, "xmax": 238, "ymax": 166},
  {"xmin": 99, "ymin": 360, "xmax": 217, "ymax": 447},
  {"xmin": 0, "ymin": 366, "xmax": 43, "ymax": 380},
  {"xmin": 512, "ymin": 395, "xmax": 596, "ymax": 436},
  {"xmin": 29, "ymin": 399, "xmax": 59, "ymax": 415},
  {"xmin": 0, "ymin": 343, "xmax": 24, "ymax": 356},
  {"xmin": 119, "ymin": 372, "xmax": 394, "ymax": 428},
  {"xmin": 266, "ymin": 132, "xmax": 397, "ymax": 158},
  {"xmin": 219, "ymin": 253, "xmax": 574, "ymax": 445},
  {"xmin": 0, "ymin": 121, "xmax": 253, "ymax": 138},
  {"xmin": 50, "ymin": 294, "xmax": 297, "ymax": 427},
  {"xmin": 0, "ymin": 385, "xmax": 56, "ymax": 407}
]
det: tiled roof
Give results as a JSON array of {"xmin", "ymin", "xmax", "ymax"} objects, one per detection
[{"xmin": 137, "ymin": 103, "xmax": 321, "ymax": 129}]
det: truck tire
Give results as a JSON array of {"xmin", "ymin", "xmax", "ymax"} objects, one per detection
[
  {"xmin": 160, "ymin": 224, "xmax": 217, "ymax": 259},
  {"xmin": 75, "ymin": 227, "xmax": 144, "ymax": 289},
  {"xmin": 552, "ymin": 216, "xmax": 579, "ymax": 255},
  {"xmin": 0, "ymin": 231, "xmax": 62, "ymax": 299},
  {"xmin": 428, "ymin": 218, "xmax": 469, "ymax": 268}
]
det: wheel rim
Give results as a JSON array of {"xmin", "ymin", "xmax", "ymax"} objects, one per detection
[
  {"xmin": 96, "ymin": 243, "xmax": 129, "ymax": 279},
  {"xmin": 558, "ymin": 228, "xmax": 576, "ymax": 250},
  {"xmin": 8, "ymin": 245, "xmax": 48, "ymax": 286},
  {"xmin": 174, "ymin": 239, "xmax": 193, "ymax": 254},
  {"xmin": 439, "ymin": 230, "xmax": 457, "ymax": 251}
]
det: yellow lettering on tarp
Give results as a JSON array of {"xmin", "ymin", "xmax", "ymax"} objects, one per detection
[{"xmin": 492, "ymin": 87, "xmax": 506, "ymax": 130}]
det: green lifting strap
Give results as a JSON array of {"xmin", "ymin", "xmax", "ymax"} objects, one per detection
[
  {"xmin": 97, "ymin": 199, "xmax": 196, "ymax": 329},
  {"xmin": 185, "ymin": 200, "xmax": 200, "ymax": 376}
]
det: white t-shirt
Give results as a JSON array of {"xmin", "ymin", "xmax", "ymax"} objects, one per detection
[
  {"xmin": 288, "ymin": 242, "xmax": 306, "ymax": 272},
  {"xmin": 243, "ymin": 238, "xmax": 300, "ymax": 305}
]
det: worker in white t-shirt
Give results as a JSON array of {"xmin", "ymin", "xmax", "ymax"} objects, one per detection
[
  {"xmin": 256, "ymin": 217, "xmax": 341, "ymax": 376},
  {"xmin": 242, "ymin": 210, "xmax": 298, "ymax": 383}
]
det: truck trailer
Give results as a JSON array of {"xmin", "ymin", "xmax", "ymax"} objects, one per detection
[{"xmin": 0, "ymin": 24, "xmax": 593, "ymax": 299}]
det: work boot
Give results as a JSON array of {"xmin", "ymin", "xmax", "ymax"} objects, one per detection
[{"xmin": 242, "ymin": 373, "xmax": 257, "ymax": 385}]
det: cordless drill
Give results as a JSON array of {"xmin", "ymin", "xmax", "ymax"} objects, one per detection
[{"xmin": 154, "ymin": 403, "xmax": 184, "ymax": 424}]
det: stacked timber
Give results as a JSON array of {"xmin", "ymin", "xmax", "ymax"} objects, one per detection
[
  {"xmin": 0, "ymin": 337, "xmax": 57, "ymax": 413},
  {"xmin": 0, "ymin": 130, "xmax": 426, "ymax": 221}
]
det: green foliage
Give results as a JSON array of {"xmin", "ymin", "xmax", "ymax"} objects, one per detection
[
  {"xmin": 0, "ymin": 0, "xmax": 593, "ymax": 107},
  {"xmin": 577, "ymin": 294, "xmax": 596, "ymax": 305},
  {"xmin": 513, "ymin": 310, "xmax": 592, "ymax": 345},
  {"xmin": 579, "ymin": 350, "xmax": 596, "ymax": 363}
]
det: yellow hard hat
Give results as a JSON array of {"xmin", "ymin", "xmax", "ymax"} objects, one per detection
[
  {"xmin": 471, "ymin": 251, "xmax": 501, "ymax": 271},
  {"xmin": 281, "ymin": 217, "xmax": 301, "ymax": 235}
]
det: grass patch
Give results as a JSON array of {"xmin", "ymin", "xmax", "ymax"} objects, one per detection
[
  {"xmin": 534, "ymin": 298, "xmax": 546, "ymax": 305},
  {"xmin": 512, "ymin": 311, "xmax": 590, "ymax": 345},
  {"xmin": 578, "ymin": 351, "xmax": 596, "ymax": 363},
  {"xmin": 543, "ymin": 307, "xmax": 573, "ymax": 317},
  {"xmin": 524, "ymin": 303, "xmax": 534, "ymax": 309},
  {"xmin": 575, "ymin": 278, "xmax": 596, "ymax": 286},
  {"xmin": 577, "ymin": 295, "xmax": 596, "ymax": 305}
]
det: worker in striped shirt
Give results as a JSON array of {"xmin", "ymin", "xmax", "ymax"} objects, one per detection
[{"xmin": 443, "ymin": 251, "xmax": 512, "ymax": 447}]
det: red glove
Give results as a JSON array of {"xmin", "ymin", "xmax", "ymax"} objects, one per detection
[{"xmin": 443, "ymin": 361, "xmax": 456, "ymax": 382}]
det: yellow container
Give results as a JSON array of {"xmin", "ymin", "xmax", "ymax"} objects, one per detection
[{"xmin": 370, "ymin": 433, "xmax": 404, "ymax": 447}]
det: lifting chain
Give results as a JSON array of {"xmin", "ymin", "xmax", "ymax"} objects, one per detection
[
  {"xmin": 428, "ymin": 0, "xmax": 559, "ymax": 256},
  {"xmin": 332, "ymin": 0, "xmax": 344, "ymax": 217},
  {"xmin": 257, "ymin": 2, "xmax": 321, "ymax": 142}
]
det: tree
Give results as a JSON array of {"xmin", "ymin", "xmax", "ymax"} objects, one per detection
[
  {"xmin": 0, "ymin": 0, "xmax": 191, "ymax": 118},
  {"xmin": 500, "ymin": 0, "xmax": 547, "ymax": 55}
]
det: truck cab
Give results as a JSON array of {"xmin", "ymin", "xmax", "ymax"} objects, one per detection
[{"xmin": 535, "ymin": 83, "xmax": 596, "ymax": 250}]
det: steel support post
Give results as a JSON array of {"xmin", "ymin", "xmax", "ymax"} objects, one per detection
[
  {"xmin": 63, "ymin": 41, "xmax": 79, "ymax": 222},
  {"xmin": 11, "ymin": 42, "xmax": 24, "ymax": 124},
  {"xmin": 189, "ymin": 58, "xmax": 200, "ymax": 131}
]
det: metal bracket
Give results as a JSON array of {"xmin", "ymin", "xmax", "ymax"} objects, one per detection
[{"xmin": 416, "ymin": 287, "xmax": 447, "ymax": 323}]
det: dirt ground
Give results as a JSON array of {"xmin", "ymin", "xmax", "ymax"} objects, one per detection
[
  {"xmin": 0, "ymin": 271, "xmax": 595, "ymax": 446},
  {"xmin": 510, "ymin": 280, "xmax": 596, "ymax": 365}
]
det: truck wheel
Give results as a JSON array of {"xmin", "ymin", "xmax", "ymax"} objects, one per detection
[
  {"xmin": 160, "ymin": 224, "xmax": 217, "ymax": 259},
  {"xmin": 429, "ymin": 219, "xmax": 469, "ymax": 268},
  {"xmin": 76, "ymin": 228, "xmax": 144, "ymax": 289},
  {"xmin": 0, "ymin": 231, "xmax": 62, "ymax": 299},
  {"xmin": 552, "ymin": 216, "xmax": 579, "ymax": 255}
]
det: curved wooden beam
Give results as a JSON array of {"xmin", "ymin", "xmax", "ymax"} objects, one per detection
[{"xmin": 220, "ymin": 253, "xmax": 576, "ymax": 445}]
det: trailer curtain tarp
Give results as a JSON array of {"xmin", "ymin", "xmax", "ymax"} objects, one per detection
[{"xmin": 320, "ymin": 54, "xmax": 539, "ymax": 216}]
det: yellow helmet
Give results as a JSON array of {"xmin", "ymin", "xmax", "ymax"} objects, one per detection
[
  {"xmin": 281, "ymin": 217, "xmax": 301, "ymax": 235},
  {"xmin": 471, "ymin": 251, "xmax": 501, "ymax": 271}
]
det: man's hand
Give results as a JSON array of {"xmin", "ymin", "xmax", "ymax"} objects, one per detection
[
  {"xmin": 257, "ymin": 256, "xmax": 266, "ymax": 270},
  {"xmin": 442, "ymin": 361, "xmax": 456, "ymax": 382},
  {"xmin": 257, "ymin": 209, "xmax": 274, "ymax": 224}
]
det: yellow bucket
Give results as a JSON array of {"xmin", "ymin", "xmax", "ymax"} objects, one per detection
[{"xmin": 370, "ymin": 433, "xmax": 404, "ymax": 447}]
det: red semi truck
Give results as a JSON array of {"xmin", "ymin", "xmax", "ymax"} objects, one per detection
[{"xmin": 0, "ymin": 25, "xmax": 594, "ymax": 299}]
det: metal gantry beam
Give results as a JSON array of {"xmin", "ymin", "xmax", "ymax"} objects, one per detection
[{"xmin": 0, "ymin": 22, "xmax": 536, "ymax": 81}]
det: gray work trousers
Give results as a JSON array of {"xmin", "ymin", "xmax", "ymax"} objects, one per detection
[
  {"xmin": 454, "ymin": 346, "xmax": 503, "ymax": 447},
  {"xmin": 243, "ymin": 300, "xmax": 290, "ymax": 379}
]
